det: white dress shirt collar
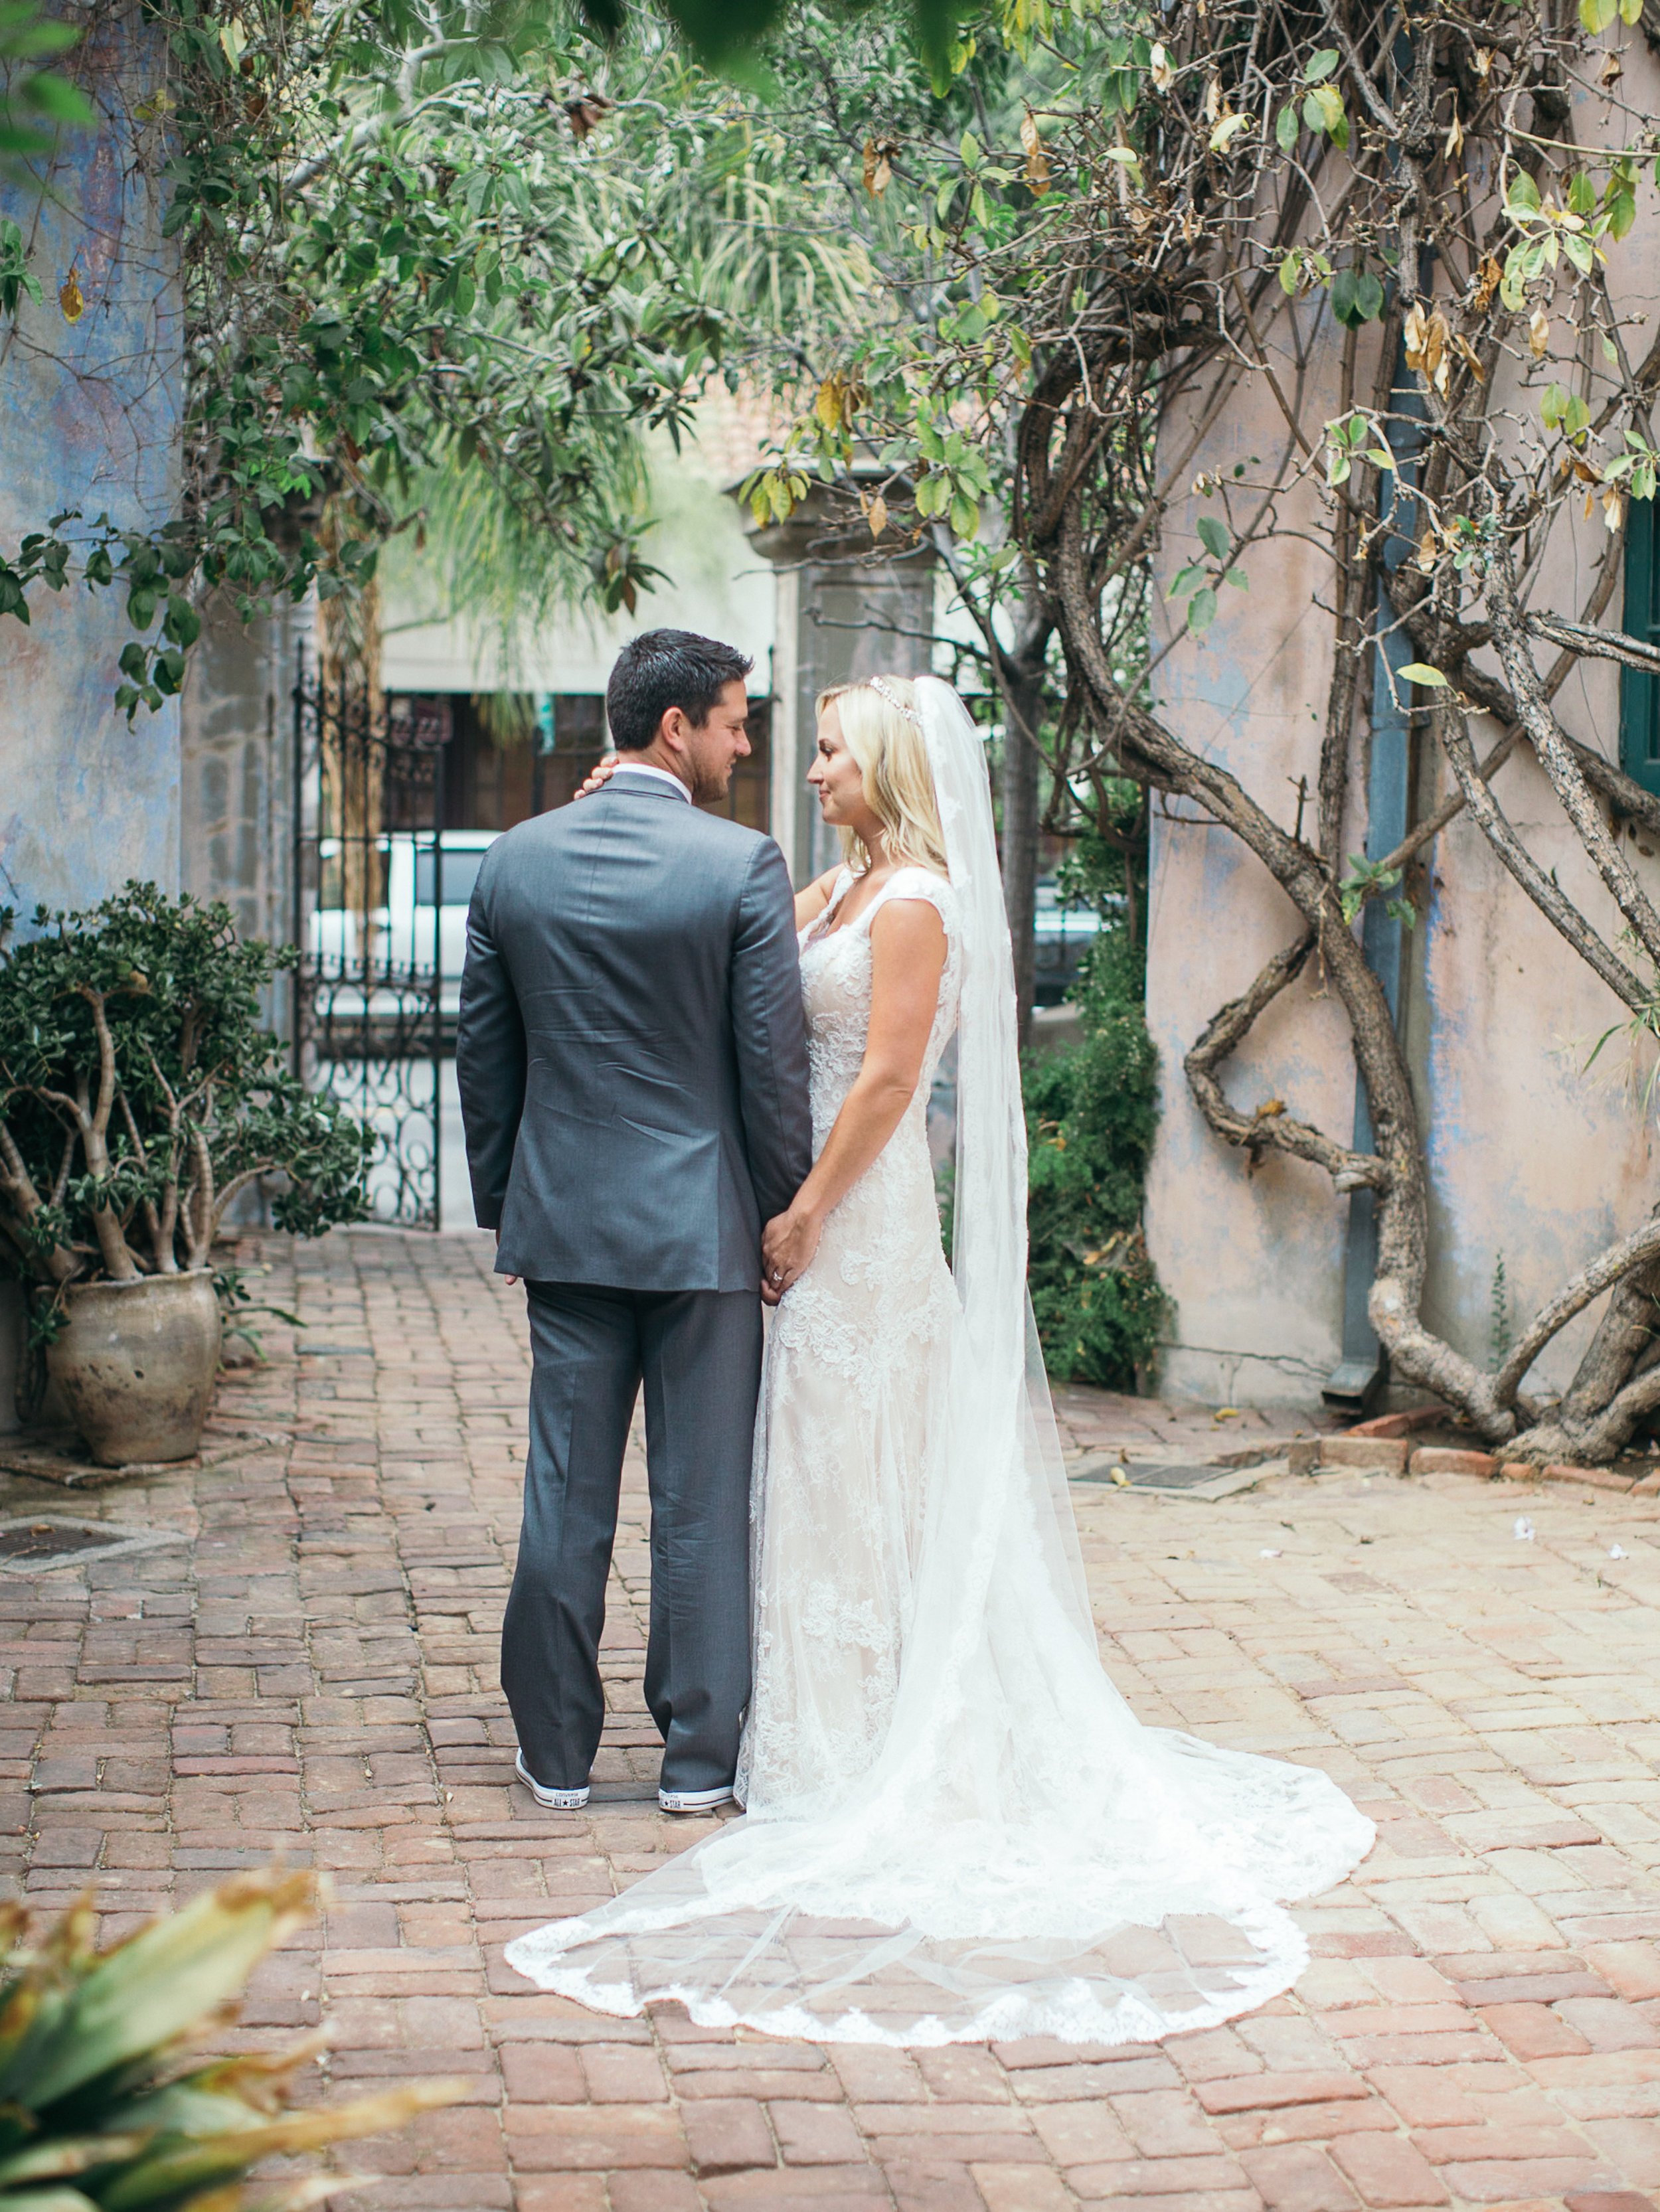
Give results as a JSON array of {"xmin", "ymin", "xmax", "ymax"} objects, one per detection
[{"xmin": 610, "ymin": 761, "xmax": 693, "ymax": 803}]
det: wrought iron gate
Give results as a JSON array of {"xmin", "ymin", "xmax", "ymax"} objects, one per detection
[{"xmin": 290, "ymin": 650, "xmax": 445, "ymax": 1228}]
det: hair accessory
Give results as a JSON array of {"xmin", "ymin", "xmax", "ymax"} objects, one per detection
[{"xmin": 868, "ymin": 675, "xmax": 922, "ymax": 728}]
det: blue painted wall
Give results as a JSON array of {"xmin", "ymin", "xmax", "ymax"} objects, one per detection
[{"xmin": 0, "ymin": 4, "xmax": 182, "ymax": 924}]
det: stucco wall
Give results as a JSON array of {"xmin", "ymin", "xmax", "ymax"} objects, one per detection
[
  {"xmin": 1144, "ymin": 368, "xmax": 1361, "ymax": 1403},
  {"xmin": 1145, "ymin": 70, "xmax": 1660, "ymax": 1409},
  {"xmin": 0, "ymin": 6, "xmax": 182, "ymax": 922}
]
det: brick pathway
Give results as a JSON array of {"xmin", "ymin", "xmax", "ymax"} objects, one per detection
[{"xmin": 7, "ymin": 1227, "xmax": 1660, "ymax": 2211}]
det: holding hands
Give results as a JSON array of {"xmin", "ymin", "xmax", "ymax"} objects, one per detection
[{"xmin": 761, "ymin": 1202, "xmax": 823, "ymax": 1306}]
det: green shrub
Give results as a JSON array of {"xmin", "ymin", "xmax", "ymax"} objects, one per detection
[
  {"xmin": 0, "ymin": 884, "xmax": 371, "ymax": 1298},
  {"xmin": 0, "ymin": 1867, "xmax": 459, "ymax": 2210},
  {"xmin": 1025, "ymin": 927, "xmax": 1167, "ymax": 1390}
]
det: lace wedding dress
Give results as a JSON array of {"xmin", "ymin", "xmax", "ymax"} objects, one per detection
[{"xmin": 507, "ymin": 678, "xmax": 1374, "ymax": 2047}]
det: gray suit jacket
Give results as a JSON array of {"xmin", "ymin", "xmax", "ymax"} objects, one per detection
[{"xmin": 456, "ymin": 778, "xmax": 813, "ymax": 1292}]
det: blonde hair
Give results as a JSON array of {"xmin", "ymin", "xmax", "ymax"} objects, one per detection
[{"xmin": 815, "ymin": 676, "xmax": 950, "ymax": 878}]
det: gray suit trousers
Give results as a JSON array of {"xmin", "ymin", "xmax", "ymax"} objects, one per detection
[{"xmin": 504, "ymin": 1281, "xmax": 762, "ymax": 1796}]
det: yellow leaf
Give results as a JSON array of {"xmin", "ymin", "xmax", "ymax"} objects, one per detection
[
  {"xmin": 59, "ymin": 268, "xmax": 84, "ymax": 323},
  {"xmin": 1203, "ymin": 74, "xmax": 1221, "ymax": 121},
  {"xmin": 1605, "ymin": 486, "xmax": 1627, "ymax": 532},
  {"xmin": 1208, "ymin": 110, "xmax": 1251, "ymax": 153},
  {"xmin": 1020, "ymin": 111, "xmax": 1050, "ymax": 194},
  {"xmin": 1149, "ymin": 40, "xmax": 1173, "ymax": 90},
  {"xmin": 1417, "ymin": 530, "xmax": 1440, "ymax": 571},
  {"xmin": 868, "ymin": 493, "xmax": 888, "ymax": 539},
  {"xmin": 1529, "ymin": 307, "xmax": 1550, "ymax": 358},
  {"xmin": 1473, "ymin": 255, "xmax": 1502, "ymax": 313},
  {"xmin": 814, "ymin": 375, "xmax": 846, "ymax": 431},
  {"xmin": 1444, "ymin": 108, "xmax": 1463, "ymax": 159},
  {"xmin": 1452, "ymin": 333, "xmax": 1486, "ymax": 382}
]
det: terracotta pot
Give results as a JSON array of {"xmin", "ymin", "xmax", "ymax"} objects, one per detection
[{"xmin": 45, "ymin": 1271, "xmax": 222, "ymax": 1466}]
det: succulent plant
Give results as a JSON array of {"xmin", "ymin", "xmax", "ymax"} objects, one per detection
[{"xmin": 0, "ymin": 1866, "xmax": 461, "ymax": 2211}]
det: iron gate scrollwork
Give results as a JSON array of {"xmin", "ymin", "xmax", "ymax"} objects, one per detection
[{"xmin": 290, "ymin": 650, "xmax": 445, "ymax": 1229}]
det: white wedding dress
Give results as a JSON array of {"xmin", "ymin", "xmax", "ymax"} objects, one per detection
[{"xmin": 507, "ymin": 678, "xmax": 1373, "ymax": 2046}]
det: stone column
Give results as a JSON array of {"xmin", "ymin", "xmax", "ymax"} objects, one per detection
[
  {"xmin": 179, "ymin": 594, "xmax": 305, "ymax": 966},
  {"xmin": 742, "ymin": 487, "xmax": 936, "ymax": 886},
  {"xmin": 0, "ymin": 4, "xmax": 183, "ymax": 919}
]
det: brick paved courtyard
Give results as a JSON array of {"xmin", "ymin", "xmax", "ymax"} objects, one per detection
[{"xmin": 11, "ymin": 1227, "xmax": 1660, "ymax": 2211}]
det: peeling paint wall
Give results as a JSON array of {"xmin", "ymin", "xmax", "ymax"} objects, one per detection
[{"xmin": 0, "ymin": 5, "xmax": 181, "ymax": 922}]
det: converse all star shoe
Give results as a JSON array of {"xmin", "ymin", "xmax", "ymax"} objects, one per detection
[
  {"xmin": 515, "ymin": 1751, "xmax": 590, "ymax": 1810},
  {"xmin": 658, "ymin": 1783, "xmax": 736, "ymax": 1814}
]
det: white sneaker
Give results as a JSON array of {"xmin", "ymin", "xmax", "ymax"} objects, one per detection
[
  {"xmin": 658, "ymin": 1783, "xmax": 736, "ymax": 1814},
  {"xmin": 515, "ymin": 1751, "xmax": 590, "ymax": 1810}
]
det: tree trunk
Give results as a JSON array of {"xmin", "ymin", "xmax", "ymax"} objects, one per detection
[{"xmin": 1001, "ymin": 661, "xmax": 1044, "ymax": 1049}]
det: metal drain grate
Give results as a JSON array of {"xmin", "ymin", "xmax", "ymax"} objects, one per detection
[
  {"xmin": 0, "ymin": 1517, "xmax": 188, "ymax": 1575},
  {"xmin": 1069, "ymin": 1453, "xmax": 1287, "ymax": 1500},
  {"xmin": 0, "ymin": 1522, "xmax": 123, "ymax": 1563}
]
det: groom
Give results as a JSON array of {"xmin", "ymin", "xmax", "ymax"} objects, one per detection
[{"xmin": 456, "ymin": 630, "xmax": 812, "ymax": 1814}]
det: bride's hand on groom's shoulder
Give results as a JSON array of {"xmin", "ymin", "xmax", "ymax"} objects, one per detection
[
  {"xmin": 574, "ymin": 753, "xmax": 619, "ymax": 800},
  {"xmin": 761, "ymin": 1204, "xmax": 823, "ymax": 1305}
]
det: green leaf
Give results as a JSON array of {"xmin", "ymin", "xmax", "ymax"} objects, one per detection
[
  {"xmin": 1303, "ymin": 48, "xmax": 1340, "ymax": 81},
  {"xmin": 1188, "ymin": 586, "xmax": 1217, "ymax": 633},
  {"xmin": 21, "ymin": 72, "xmax": 93, "ymax": 123},
  {"xmin": 1398, "ymin": 662, "xmax": 1449, "ymax": 687},
  {"xmin": 1506, "ymin": 169, "xmax": 1542, "ymax": 216},
  {"xmin": 3, "ymin": 1878, "xmax": 306, "ymax": 2108},
  {"xmin": 1276, "ymin": 103, "xmax": 1298, "ymax": 152},
  {"xmin": 1330, "ymin": 266, "xmax": 1382, "ymax": 328},
  {"xmin": 1195, "ymin": 514, "xmax": 1229, "ymax": 559},
  {"xmin": 1567, "ymin": 171, "xmax": 1597, "ymax": 217},
  {"xmin": 1208, "ymin": 112, "xmax": 1250, "ymax": 153},
  {"xmin": 162, "ymin": 594, "xmax": 201, "ymax": 648}
]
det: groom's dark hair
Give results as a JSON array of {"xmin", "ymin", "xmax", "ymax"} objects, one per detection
[{"xmin": 606, "ymin": 629, "xmax": 754, "ymax": 752}]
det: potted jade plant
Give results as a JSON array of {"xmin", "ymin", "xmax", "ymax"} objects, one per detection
[{"xmin": 0, "ymin": 884, "xmax": 372, "ymax": 1464}]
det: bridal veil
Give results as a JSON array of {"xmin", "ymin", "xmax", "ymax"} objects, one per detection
[{"xmin": 506, "ymin": 676, "xmax": 1374, "ymax": 2046}]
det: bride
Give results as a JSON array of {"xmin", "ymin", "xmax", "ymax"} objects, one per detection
[{"xmin": 507, "ymin": 673, "xmax": 1373, "ymax": 2046}]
